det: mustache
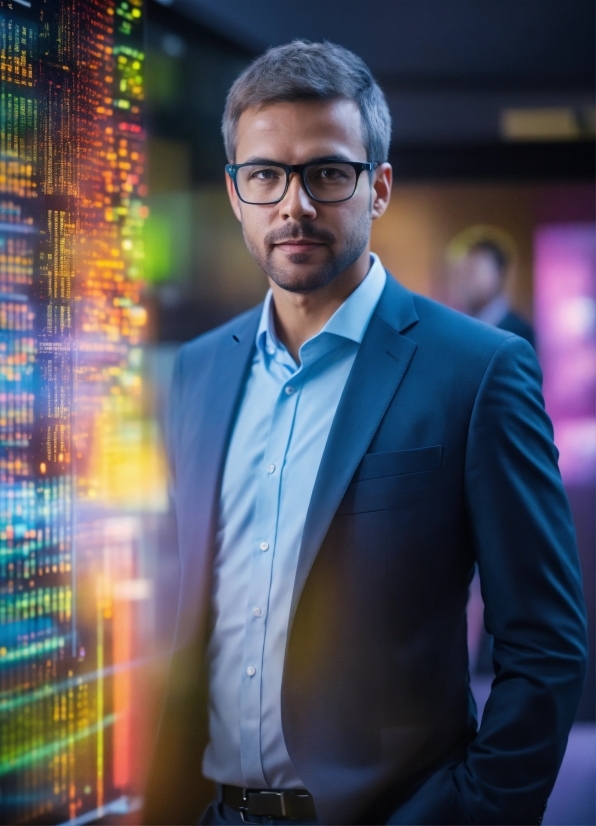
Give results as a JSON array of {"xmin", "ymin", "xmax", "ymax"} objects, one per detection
[{"xmin": 265, "ymin": 223, "xmax": 336, "ymax": 246}]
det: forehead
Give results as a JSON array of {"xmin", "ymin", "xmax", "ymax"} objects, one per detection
[{"xmin": 234, "ymin": 98, "xmax": 366, "ymax": 163}]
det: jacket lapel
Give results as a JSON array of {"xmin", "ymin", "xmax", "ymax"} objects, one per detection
[
  {"xmin": 175, "ymin": 307, "xmax": 260, "ymax": 648},
  {"xmin": 288, "ymin": 276, "xmax": 419, "ymax": 625}
]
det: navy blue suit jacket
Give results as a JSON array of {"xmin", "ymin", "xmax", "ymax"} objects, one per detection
[{"xmin": 144, "ymin": 275, "xmax": 587, "ymax": 825}]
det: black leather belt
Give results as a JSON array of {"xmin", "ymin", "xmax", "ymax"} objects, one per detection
[{"xmin": 221, "ymin": 784, "xmax": 317, "ymax": 822}]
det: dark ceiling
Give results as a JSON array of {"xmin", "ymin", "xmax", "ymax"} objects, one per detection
[
  {"xmin": 148, "ymin": 0, "xmax": 595, "ymax": 180},
  {"xmin": 173, "ymin": 0, "xmax": 595, "ymax": 92}
]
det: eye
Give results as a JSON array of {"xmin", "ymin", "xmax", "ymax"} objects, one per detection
[
  {"xmin": 316, "ymin": 166, "xmax": 349, "ymax": 180},
  {"xmin": 249, "ymin": 167, "xmax": 281, "ymax": 181}
]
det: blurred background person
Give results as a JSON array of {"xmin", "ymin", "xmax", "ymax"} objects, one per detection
[
  {"xmin": 445, "ymin": 227, "xmax": 537, "ymax": 678},
  {"xmin": 446, "ymin": 226, "xmax": 534, "ymax": 346}
]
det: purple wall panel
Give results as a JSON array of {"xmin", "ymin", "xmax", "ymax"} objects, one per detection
[{"xmin": 535, "ymin": 224, "xmax": 596, "ymax": 485}]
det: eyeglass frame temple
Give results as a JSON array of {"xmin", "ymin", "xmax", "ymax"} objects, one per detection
[{"xmin": 225, "ymin": 161, "xmax": 379, "ymax": 205}]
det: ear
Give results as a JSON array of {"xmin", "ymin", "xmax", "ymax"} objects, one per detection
[
  {"xmin": 371, "ymin": 163, "xmax": 392, "ymax": 220},
  {"xmin": 225, "ymin": 169, "xmax": 243, "ymax": 222}
]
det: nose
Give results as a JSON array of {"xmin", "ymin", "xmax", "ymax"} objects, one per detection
[{"xmin": 279, "ymin": 172, "xmax": 317, "ymax": 222}]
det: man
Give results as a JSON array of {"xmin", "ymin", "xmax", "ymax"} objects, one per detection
[
  {"xmin": 452, "ymin": 235, "xmax": 535, "ymax": 347},
  {"xmin": 144, "ymin": 41, "xmax": 587, "ymax": 826}
]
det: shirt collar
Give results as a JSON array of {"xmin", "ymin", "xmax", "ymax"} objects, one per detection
[
  {"xmin": 476, "ymin": 293, "xmax": 510, "ymax": 326},
  {"xmin": 256, "ymin": 253, "xmax": 387, "ymax": 357}
]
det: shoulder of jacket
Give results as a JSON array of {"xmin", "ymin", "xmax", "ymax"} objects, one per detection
[{"xmin": 410, "ymin": 292, "xmax": 518, "ymax": 361}]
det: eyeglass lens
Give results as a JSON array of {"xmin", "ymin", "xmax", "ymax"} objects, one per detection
[{"xmin": 236, "ymin": 163, "xmax": 359, "ymax": 204}]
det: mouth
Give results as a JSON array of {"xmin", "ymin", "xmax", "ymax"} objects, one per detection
[{"xmin": 273, "ymin": 240, "xmax": 326, "ymax": 253}]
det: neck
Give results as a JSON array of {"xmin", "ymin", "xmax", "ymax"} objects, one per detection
[{"xmin": 270, "ymin": 248, "xmax": 371, "ymax": 362}]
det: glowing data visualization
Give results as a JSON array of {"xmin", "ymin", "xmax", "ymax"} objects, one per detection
[{"xmin": 0, "ymin": 0, "xmax": 153, "ymax": 822}]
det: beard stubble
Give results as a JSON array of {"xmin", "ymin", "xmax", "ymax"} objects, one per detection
[{"xmin": 242, "ymin": 210, "xmax": 372, "ymax": 294}]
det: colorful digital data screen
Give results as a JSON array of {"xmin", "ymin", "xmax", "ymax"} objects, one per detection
[{"xmin": 0, "ymin": 0, "xmax": 161, "ymax": 822}]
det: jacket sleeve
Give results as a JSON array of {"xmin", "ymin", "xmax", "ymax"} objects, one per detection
[{"xmin": 388, "ymin": 334, "xmax": 588, "ymax": 825}]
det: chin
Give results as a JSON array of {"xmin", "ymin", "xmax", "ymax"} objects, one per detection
[
  {"xmin": 265, "ymin": 251, "xmax": 339, "ymax": 294},
  {"xmin": 269, "ymin": 268, "xmax": 333, "ymax": 294}
]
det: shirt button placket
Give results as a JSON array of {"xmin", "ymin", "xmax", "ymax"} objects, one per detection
[{"xmin": 241, "ymin": 371, "xmax": 300, "ymax": 785}]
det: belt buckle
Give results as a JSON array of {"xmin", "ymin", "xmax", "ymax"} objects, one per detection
[{"xmin": 239, "ymin": 789, "xmax": 287, "ymax": 823}]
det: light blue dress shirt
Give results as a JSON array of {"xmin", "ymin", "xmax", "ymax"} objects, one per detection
[{"xmin": 202, "ymin": 254, "xmax": 387, "ymax": 789}]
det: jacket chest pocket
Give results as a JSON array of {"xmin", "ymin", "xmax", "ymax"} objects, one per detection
[{"xmin": 337, "ymin": 445, "xmax": 443, "ymax": 515}]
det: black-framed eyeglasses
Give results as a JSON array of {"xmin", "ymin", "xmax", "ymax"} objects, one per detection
[{"xmin": 225, "ymin": 160, "xmax": 379, "ymax": 205}]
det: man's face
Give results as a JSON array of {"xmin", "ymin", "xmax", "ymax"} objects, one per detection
[
  {"xmin": 459, "ymin": 250, "xmax": 504, "ymax": 314},
  {"xmin": 226, "ymin": 99, "xmax": 389, "ymax": 293}
]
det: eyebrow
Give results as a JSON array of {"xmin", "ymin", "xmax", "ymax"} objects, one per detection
[{"xmin": 239, "ymin": 154, "xmax": 355, "ymax": 165}]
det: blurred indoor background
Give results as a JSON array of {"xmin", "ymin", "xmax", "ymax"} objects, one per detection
[{"xmin": 0, "ymin": 2, "xmax": 593, "ymax": 824}]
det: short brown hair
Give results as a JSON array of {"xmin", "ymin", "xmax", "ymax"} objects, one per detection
[{"xmin": 222, "ymin": 40, "xmax": 392, "ymax": 163}]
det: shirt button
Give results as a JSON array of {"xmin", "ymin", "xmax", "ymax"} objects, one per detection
[
  {"xmin": 267, "ymin": 464, "xmax": 276, "ymax": 474},
  {"xmin": 253, "ymin": 607, "xmax": 262, "ymax": 617},
  {"xmin": 259, "ymin": 541, "xmax": 269, "ymax": 552},
  {"xmin": 266, "ymin": 345, "xmax": 275, "ymax": 355},
  {"xmin": 284, "ymin": 386, "xmax": 295, "ymax": 395},
  {"xmin": 246, "ymin": 666, "xmax": 256, "ymax": 677}
]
